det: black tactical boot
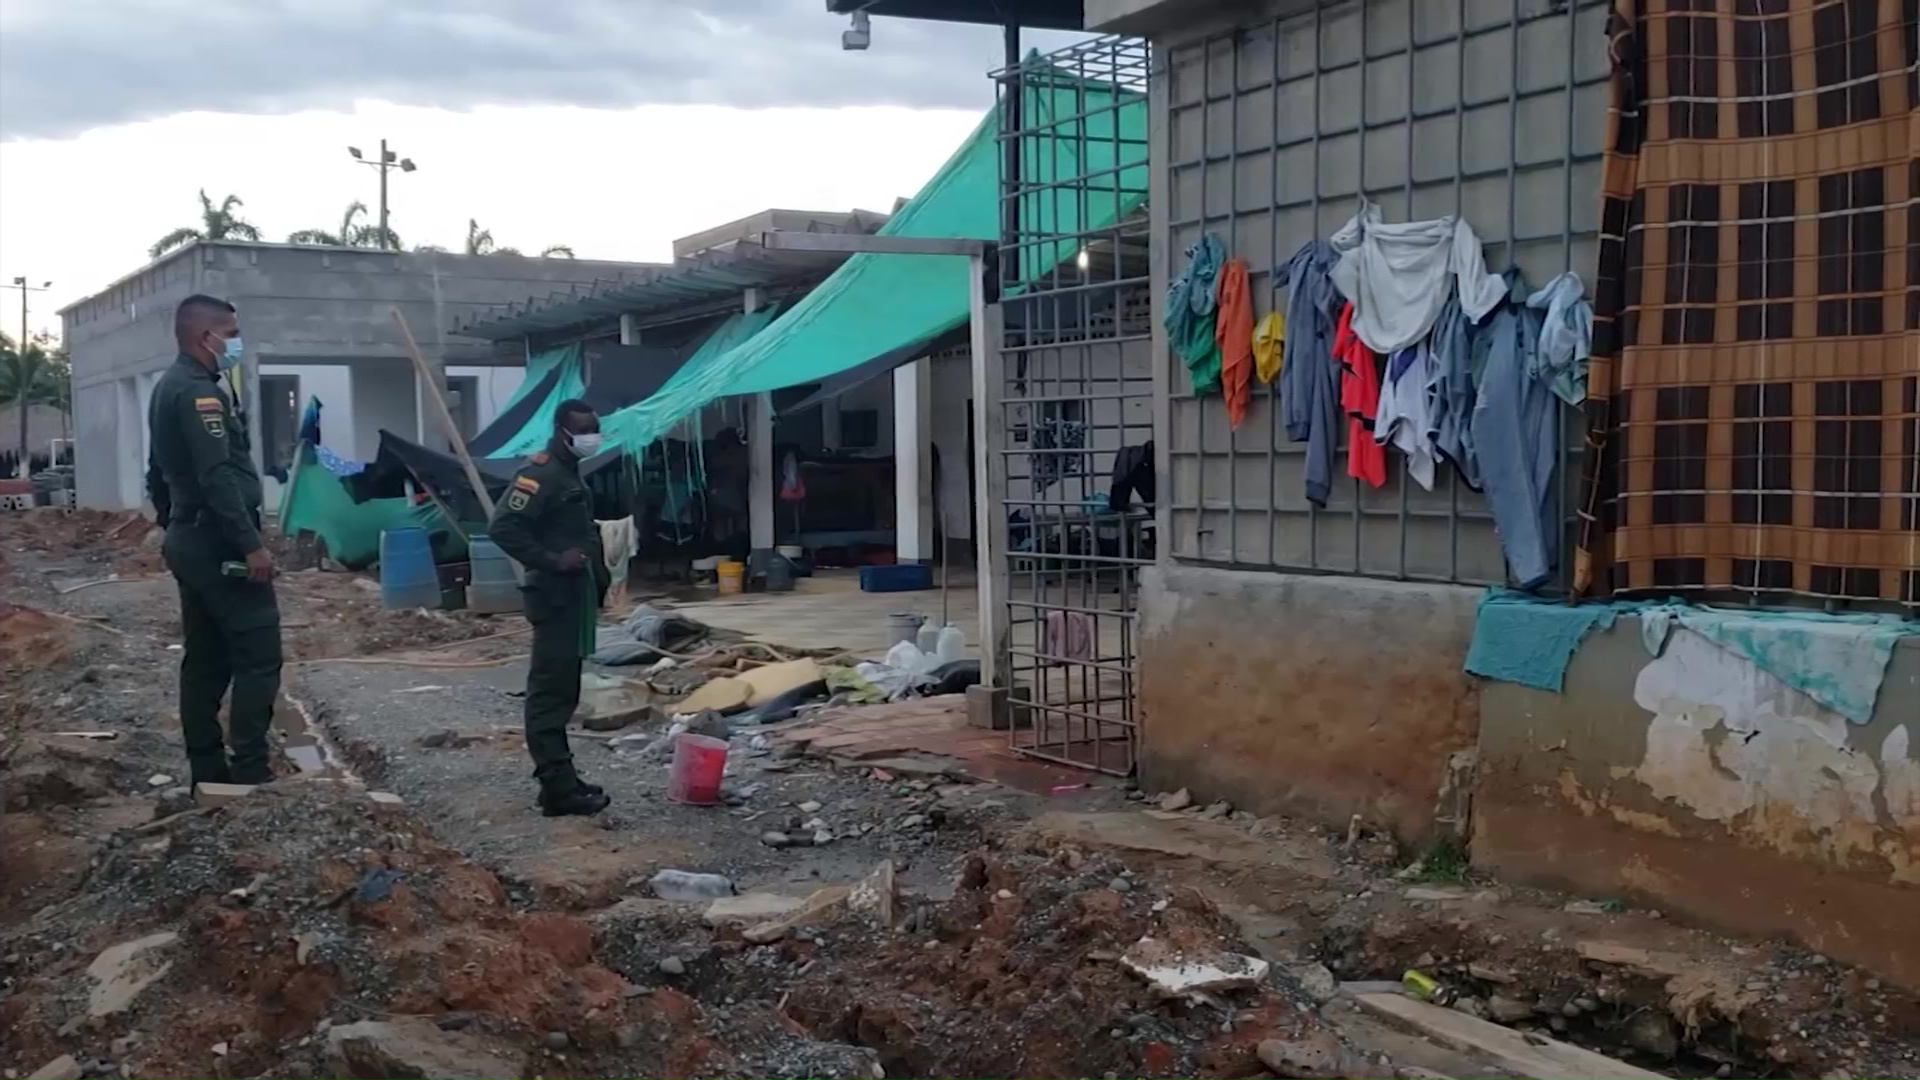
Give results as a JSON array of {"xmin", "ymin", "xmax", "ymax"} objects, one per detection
[{"xmin": 540, "ymin": 784, "xmax": 610, "ymax": 817}]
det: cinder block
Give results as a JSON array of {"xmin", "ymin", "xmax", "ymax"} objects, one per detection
[{"xmin": 193, "ymin": 782, "xmax": 254, "ymax": 806}]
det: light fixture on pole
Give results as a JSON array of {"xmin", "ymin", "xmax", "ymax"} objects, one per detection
[
  {"xmin": 347, "ymin": 140, "xmax": 417, "ymax": 250},
  {"xmin": 4, "ymin": 276, "xmax": 52, "ymax": 347}
]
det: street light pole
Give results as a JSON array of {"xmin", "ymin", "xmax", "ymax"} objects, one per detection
[
  {"xmin": 4, "ymin": 276, "xmax": 53, "ymax": 479},
  {"xmin": 346, "ymin": 140, "xmax": 418, "ymax": 250},
  {"xmin": 377, "ymin": 137, "xmax": 390, "ymax": 249},
  {"xmin": 4, "ymin": 275, "xmax": 51, "ymax": 348}
]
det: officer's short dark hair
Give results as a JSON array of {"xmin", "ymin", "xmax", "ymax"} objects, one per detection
[
  {"xmin": 555, "ymin": 398, "xmax": 595, "ymax": 431},
  {"xmin": 175, "ymin": 294, "xmax": 236, "ymax": 337}
]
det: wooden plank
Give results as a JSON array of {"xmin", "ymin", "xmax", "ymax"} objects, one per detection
[{"xmin": 1353, "ymin": 993, "xmax": 1668, "ymax": 1080}]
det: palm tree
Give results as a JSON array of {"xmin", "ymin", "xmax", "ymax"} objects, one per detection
[
  {"xmin": 464, "ymin": 219, "xmax": 573, "ymax": 258},
  {"xmin": 0, "ymin": 332, "xmax": 66, "ymax": 476},
  {"xmin": 149, "ymin": 190, "xmax": 263, "ymax": 259},
  {"xmin": 463, "ymin": 219, "xmax": 497, "ymax": 256},
  {"xmin": 288, "ymin": 201, "xmax": 403, "ymax": 249}
]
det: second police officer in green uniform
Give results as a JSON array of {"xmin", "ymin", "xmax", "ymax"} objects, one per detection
[{"xmin": 489, "ymin": 399, "xmax": 613, "ymax": 817}]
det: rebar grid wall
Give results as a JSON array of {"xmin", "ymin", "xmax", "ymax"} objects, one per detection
[
  {"xmin": 994, "ymin": 37, "xmax": 1155, "ymax": 774},
  {"xmin": 1158, "ymin": 0, "xmax": 1610, "ymax": 585}
]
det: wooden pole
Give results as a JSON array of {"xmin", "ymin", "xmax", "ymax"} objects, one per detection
[{"xmin": 390, "ymin": 307, "xmax": 496, "ymax": 521}]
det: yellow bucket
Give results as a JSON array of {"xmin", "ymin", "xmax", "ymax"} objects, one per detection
[{"xmin": 716, "ymin": 560, "xmax": 746, "ymax": 595}]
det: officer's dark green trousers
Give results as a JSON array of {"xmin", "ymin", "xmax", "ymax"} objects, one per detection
[
  {"xmin": 162, "ymin": 524, "xmax": 283, "ymax": 785},
  {"xmin": 523, "ymin": 577, "xmax": 589, "ymax": 796}
]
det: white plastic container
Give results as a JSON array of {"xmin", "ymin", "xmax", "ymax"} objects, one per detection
[{"xmin": 934, "ymin": 623, "xmax": 966, "ymax": 664}]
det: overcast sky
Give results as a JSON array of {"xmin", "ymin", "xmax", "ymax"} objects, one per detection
[{"xmin": 0, "ymin": 0, "xmax": 1083, "ymax": 338}]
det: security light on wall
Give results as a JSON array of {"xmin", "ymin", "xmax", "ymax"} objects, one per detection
[
  {"xmin": 1075, "ymin": 248, "xmax": 1091, "ymax": 271},
  {"xmin": 842, "ymin": 9, "xmax": 870, "ymax": 50}
]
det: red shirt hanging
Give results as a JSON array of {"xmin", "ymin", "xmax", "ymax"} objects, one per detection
[{"xmin": 1334, "ymin": 301, "xmax": 1386, "ymax": 489}]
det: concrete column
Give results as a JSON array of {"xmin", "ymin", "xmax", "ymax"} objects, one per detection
[
  {"xmin": 748, "ymin": 392, "xmax": 775, "ymax": 553},
  {"xmin": 893, "ymin": 357, "xmax": 934, "ymax": 563},
  {"xmin": 743, "ymin": 288, "xmax": 775, "ymax": 565}
]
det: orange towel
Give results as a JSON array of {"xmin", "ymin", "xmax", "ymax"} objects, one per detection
[{"xmin": 1215, "ymin": 257, "xmax": 1254, "ymax": 429}]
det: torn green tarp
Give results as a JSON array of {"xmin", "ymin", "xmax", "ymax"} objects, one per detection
[
  {"xmin": 599, "ymin": 66, "xmax": 1148, "ymax": 453},
  {"xmin": 277, "ymin": 442, "xmax": 465, "ymax": 569},
  {"xmin": 480, "ymin": 343, "xmax": 586, "ymax": 459}
]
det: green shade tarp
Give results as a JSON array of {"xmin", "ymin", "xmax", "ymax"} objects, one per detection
[
  {"xmin": 277, "ymin": 442, "xmax": 462, "ymax": 569},
  {"xmin": 600, "ymin": 68, "xmax": 1148, "ymax": 453},
  {"xmin": 483, "ymin": 343, "xmax": 587, "ymax": 459}
]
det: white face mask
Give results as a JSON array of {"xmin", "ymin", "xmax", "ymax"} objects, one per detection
[{"xmin": 569, "ymin": 431, "xmax": 604, "ymax": 457}]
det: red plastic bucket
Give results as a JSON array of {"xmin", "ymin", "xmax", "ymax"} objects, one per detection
[{"xmin": 667, "ymin": 733, "xmax": 729, "ymax": 806}]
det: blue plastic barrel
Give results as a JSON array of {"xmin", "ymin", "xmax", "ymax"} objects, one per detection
[
  {"xmin": 467, "ymin": 536, "xmax": 523, "ymax": 614},
  {"xmin": 379, "ymin": 527, "xmax": 442, "ymax": 609}
]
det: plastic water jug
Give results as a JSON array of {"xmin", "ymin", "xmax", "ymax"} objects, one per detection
[
  {"xmin": 934, "ymin": 623, "xmax": 966, "ymax": 664},
  {"xmin": 916, "ymin": 622, "xmax": 942, "ymax": 655},
  {"xmin": 467, "ymin": 536, "xmax": 522, "ymax": 614},
  {"xmin": 378, "ymin": 527, "xmax": 441, "ymax": 610}
]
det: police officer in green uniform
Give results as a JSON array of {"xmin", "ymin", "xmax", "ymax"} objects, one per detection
[
  {"xmin": 145, "ymin": 294, "xmax": 281, "ymax": 787},
  {"xmin": 489, "ymin": 399, "xmax": 613, "ymax": 817}
]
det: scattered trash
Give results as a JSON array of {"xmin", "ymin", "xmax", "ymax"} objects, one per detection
[
  {"xmin": 146, "ymin": 774, "xmax": 173, "ymax": 788},
  {"xmin": 650, "ymin": 869, "xmax": 735, "ymax": 901},
  {"xmin": 1402, "ymin": 968, "xmax": 1458, "ymax": 1006},
  {"xmin": 1120, "ymin": 937, "xmax": 1270, "ymax": 998},
  {"xmin": 355, "ymin": 868, "xmax": 405, "ymax": 903},
  {"xmin": 1158, "ymin": 788, "xmax": 1193, "ymax": 811},
  {"xmin": 394, "ymin": 684, "xmax": 450, "ymax": 694}
]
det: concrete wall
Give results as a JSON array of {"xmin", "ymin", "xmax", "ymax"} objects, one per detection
[
  {"xmin": 1473, "ymin": 619, "xmax": 1920, "ymax": 988},
  {"xmin": 1151, "ymin": 0, "xmax": 1605, "ymax": 579},
  {"xmin": 1138, "ymin": 566, "xmax": 1481, "ymax": 841},
  {"xmin": 63, "ymin": 241, "xmax": 646, "ymax": 508}
]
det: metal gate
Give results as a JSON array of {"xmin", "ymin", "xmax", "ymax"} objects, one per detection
[{"xmin": 992, "ymin": 37, "xmax": 1153, "ymax": 775}]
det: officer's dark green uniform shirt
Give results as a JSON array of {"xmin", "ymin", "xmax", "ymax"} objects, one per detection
[
  {"xmin": 145, "ymin": 353, "xmax": 281, "ymax": 786},
  {"xmin": 489, "ymin": 436, "xmax": 608, "ymax": 794},
  {"xmin": 146, "ymin": 354, "xmax": 263, "ymax": 551}
]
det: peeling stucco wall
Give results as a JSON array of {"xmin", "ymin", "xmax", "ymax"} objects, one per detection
[{"xmin": 1473, "ymin": 615, "xmax": 1920, "ymax": 988}]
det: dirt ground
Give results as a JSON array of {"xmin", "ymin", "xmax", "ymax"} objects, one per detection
[{"xmin": 3, "ymin": 506, "xmax": 1918, "ymax": 1080}]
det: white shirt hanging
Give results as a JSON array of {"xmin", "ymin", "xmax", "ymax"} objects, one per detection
[{"xmin": 1329, "ymin": 199, "xmax": 1507, "ymax": 355}]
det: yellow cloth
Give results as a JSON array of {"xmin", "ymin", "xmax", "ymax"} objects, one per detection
[{"xmin": 1253, "ymin": 311, "xmax": 1286, "ymax": 383}]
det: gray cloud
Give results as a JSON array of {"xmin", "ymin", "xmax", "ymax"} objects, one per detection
[{"xmin": 0, "ymin": 0, "xmax": 1085, "ymax": 140}]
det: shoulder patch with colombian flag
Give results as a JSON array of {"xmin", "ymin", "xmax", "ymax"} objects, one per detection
[
  {"xmin": 194, "ymin": 397, "xmax": 223, "ymax": 412},
  {"xmin": 512, "ymin": 475, "xmax": 540, "ymax": 493}
]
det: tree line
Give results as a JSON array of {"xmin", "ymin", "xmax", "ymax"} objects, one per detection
[
  {"xmin": 0, "ymin": 331, "xmax": 72, "ymax": 476},
  {"xmin": 148, "ymin": 190, "xmax": 574, "ymax": 261}
]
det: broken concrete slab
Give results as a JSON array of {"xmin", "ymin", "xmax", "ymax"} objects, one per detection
[
  {"xmin": 87, "ymin": 931, "xmax": 179, "ymax": 1018},
  {"xmin": 1255, "ymin": 1032, "xmax": 1360, "ymax": 1080},
  {"xmin": 1120, "ymin": 936, "xmax": 1271, "ymax": 998},
  {"xmin": 1283, "ymin": 960, "xmax": 1340, "ymax": 1004},
  {"xmin": 326, "ymin": 1018, "xmax": 521, "ymax": 1079},
  {"xmin": 26, "ymin": 1055, "xmax": 82, "ymax": 1080},
  {"xmin": 737, "ymin": 884, "xmax": 855, "ymax": 944},
  {"xmin": 1016, "ymin": 811, "xmax": 1340, "ymax": 880},
  {"xmin": 1353, "ymin": 992, "xmax": 1668, "ymax": 1079},
  {"xmin": 704, "ymin": 893, "xmax": 807, "ymax": 928}
]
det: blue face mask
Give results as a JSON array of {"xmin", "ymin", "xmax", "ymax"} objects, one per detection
[{"xmin": 215, "ymin": 334, "xmax": 245, "ymax": 371}]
